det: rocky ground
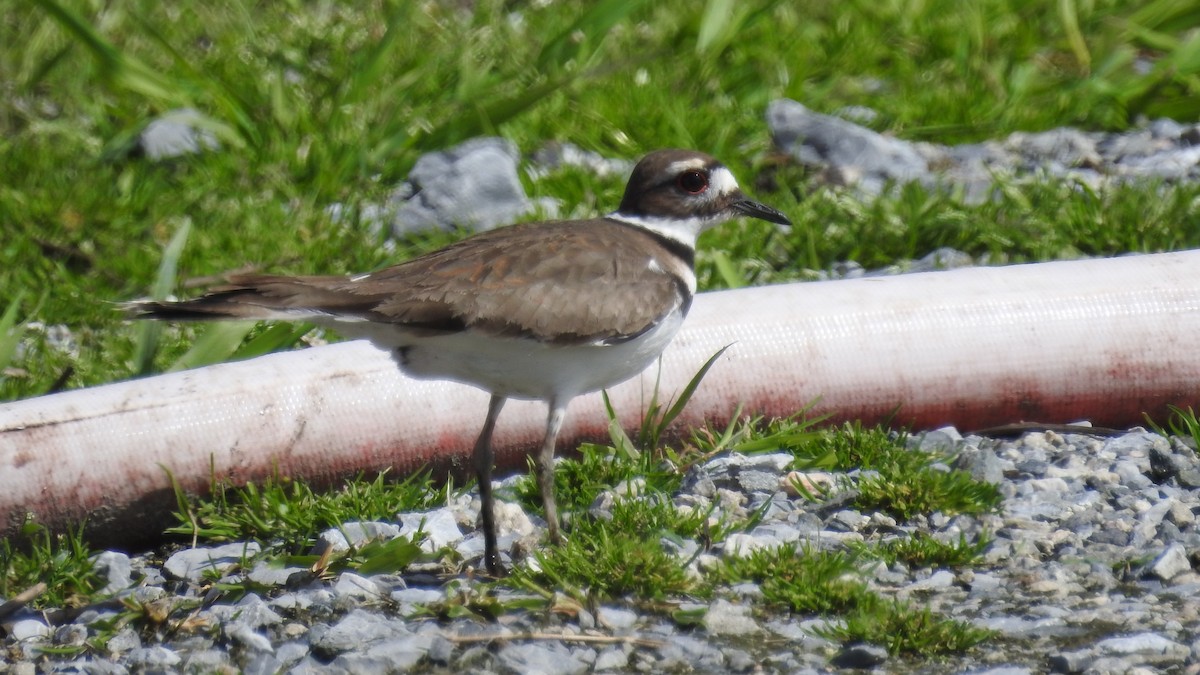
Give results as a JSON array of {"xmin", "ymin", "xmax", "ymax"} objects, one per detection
[
  {"xmin": 5, "ymin": 103, "xmax": 1200, "ymax": 674},
  {"xmin": 2, "ymin": 426, "xmax": 1199, "ymax": 674}
]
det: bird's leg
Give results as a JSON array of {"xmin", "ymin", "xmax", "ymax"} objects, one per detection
[
  {"xmin": 537, "ymin": 399, "xmax": 568, "ymax": 544},
  {"xmin": 473, "ymin": 394, "xmax": 507, "ymax": 576}
]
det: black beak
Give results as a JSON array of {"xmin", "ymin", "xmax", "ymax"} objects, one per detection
[{"xmin": 733, "ymin": 198, "xmax": 791, "ymax": 226}]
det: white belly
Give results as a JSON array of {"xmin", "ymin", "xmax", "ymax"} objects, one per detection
[{"xmin": 330, "ymin": 310, "xmax": 685, "ymax": 401}]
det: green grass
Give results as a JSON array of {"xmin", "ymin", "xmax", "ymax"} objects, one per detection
[
  {"xmin": 1147, "ymin": 405, "xmax": 1200, "ymax": 450},
  {"xmin": 715, "ymin": 543, "xmax": 994, "ymax": 655},
  {"xmin": 510, "ymin": 498, "xmax": 700, "ymax": 602},
  {"xmin": 0, "ymin": 522, "xmax": 98, "ymax": 608},
  {"xmin": 502, "ymin": 415, "xmax": 997, "ymax": 656},
  {"xmin": 167, "ymin": 469, "xmax": 445, "ymax": 551},
  {"xmin": 4, "ymin": 0, "xmax": 1200, "ymax": 398},
  {"xmin": 784, "ymin": 423, "xmax": 1004, "ymax": 519},
  {"xmin": 3, "ymin": 0, "xmax": 1200, "ymax": 662},
  {"xmin": 856, "ymin": 531, "xmax": 993, "ymax": 569}
]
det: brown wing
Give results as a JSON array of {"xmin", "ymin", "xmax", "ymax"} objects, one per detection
[
  {"xmin": 135, "ymin": 220, "xmax": 691, "ymax": 345},
  {"xmin": 353, "ymin": 220, "xmax": 690, "ymax": 343}
]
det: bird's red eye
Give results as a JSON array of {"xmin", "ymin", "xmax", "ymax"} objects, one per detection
[{"xmin": 676, "ymin": 170, "xmax": 708, "ymax": 194}]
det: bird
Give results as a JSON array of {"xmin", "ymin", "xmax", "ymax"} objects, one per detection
[{"xmin": 127, "ymin": 148, "xmax": 791, "ymax": 575}]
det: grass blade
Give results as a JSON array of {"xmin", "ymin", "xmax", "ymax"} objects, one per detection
[
  {"xmin": 133, "ymin": 219, "xmax": 191, "ymax": 375},
  {"xmin": 166, "ymin": 322, "xmax": 256, "ymax": 373},
  {"xmin": 0, "ymin": 292, "xmax": 26, "ymax": 373},
  {"xmin": 657, "ymin": 344, "xmax": 733, "ymax": 434},
  {"xmin": 32, "ymin": 0, "xmax": 188, "ymax": 105},
  {"xmin": 696, "ymin": 0, "xmax": 735, "ymax": 54},
  {"xmin": 129, "ymin": 13, "xmax": 253, "ymax": 146},
  {"xmin": 710, "ymin": 250, "xmax": 746, "ymax": 289},
  {"xmin": 536, "ymin": 0, "xmax": 651, "ymax": 69},
  {"xmin": 635, "ymin": 345, "xmax": 733, "ymax": 450},
  {"xmin": 229, "ymin": 322, "xmax": 314, "ymax": 360}
]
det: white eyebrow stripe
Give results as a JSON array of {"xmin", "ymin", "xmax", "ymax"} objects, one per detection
[
  {"xmin": 665, "ymin": 158, "xmax": 710, "ymax": 175},
  {"xmin": 708, "ymin": 166, "xmax": 740, "ymax": 196}
]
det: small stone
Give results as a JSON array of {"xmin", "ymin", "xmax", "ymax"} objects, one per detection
[
  {"xmin": 658, "ymin": 635, "xmax": 725, "ymax": 670},
  {"xmin": 427, "ymin": 634, "xmax": 455, "ymax": 664},
  {"xmin": 392, "ymin": 587, "xmax": 444, "ymax": 607},
  {"xmin": 243, "ymin": 653, "xmax": 286, "ymax": 675},
  {"xmin": 493, "ymin": 500, "xmax": 537, "ymax": 538},
  {"xmin": 783, "ymin": 471, "xmax": 836, "ymax": 496},
  {"xmin": 285, "ymin": 656, "xmax": 331, "ymax": 674},
  {"xmin": 737, "ymin": 469, "xmax": 781, "ymax": 493},
  {"xmin": 1166, "ymin": 501, "xmax": 1196, "ymax": 527},
  {"xmin": 209, "ymin": 594, "xmax": 283, "ymax": 629},
  {"xmin": 183, "ymin": 648, "xmax": 235, "ymax": 672},
  {"xmin": 1118, "ymin": 146, "xmax": 1200, "ymax": 179},
  {"xmin": 831, "ymin": 642, "xmax": 888, "ymax": 668},
  {"xmin": 138, "ymin": 108, "xmax": 221, "ymax": 160},
  {"xmin": 90, "ymin": 551, "xmax": 133, "ymax": 595},
  {"xmin": 594, "ymin": 646, "xmax": 628, "ymax": 671},
  {"xmin": 1004, "ymin": 128, "xmax": 1101, "ymax": 167},
  {"xmin": 662, "ymin": 535, "xmax": 700, "ymax": 563},
  {"xmin": 8, "ymin": 618, "xmax": 51, "ymax": 641},
  {"xmin": 125, "ymin": 645, "xmax": 182, "ymax": 670},
  {"xmin": 703, "ymin": 599, "xmax": 760, "ymax": 636},
  {"xmin": 276, "ymin": 640, "xmax": 310, "ymax": 665},
  {"xmin": 529, "ymin": 142, "xmax": 634, "ymax": 179},
  {"xmin": 741, "ymin": 452, "xmax": 795, "ymax": 472},
  {"xmin": 163, "ymin": 542, "xmax": 261, "ymax": 582},
  {"xmin": 725, "ymin": 648, "xmax": 756, "ymax": 672},
  {"xmin": 914, "ymin": 426, "xmax": 963, "ymax": 453},
  {"xmin": 1114, "ymin": 460, "xmax": 1153, "ymax": 489},
  {"xmin": 909, "ymin": 248, "xmax": 974, "ymax": 272},
  {"xmin": 50, "ymin": 660, "xmax": 126, "ymax": 675},
  {"xmin": 596, "ymin": 606, "xmax": 638, "ymax": 631},
  {"xmin": 105, "ymin": 627, "xmax": 142, "ymax": 655},
  {"xmin": 834, "ymin": 105, "xmax": 880, "ymax": 125},
  {"xmin": 52, "ymin": 624, "xmax": 88, "ymax": 647},
  {"xmin": 309, "ymin": 609, "xmax": 410, "ymax": 657},
  {"xmin": 1048, "ymin": 649, "xmax": 1093, "ymax": 673},
  {"xmin": 768, "ymin": 98, "xmax": 930, "ymax": 194},
  {"xmin": 722, "ymin": 532, "xmax": 776, "ymax": 557},
  {"xmin": 906, "ymin": 569, "xmax": 956, "ymax": 592},
  {"xmin": 1147, "ymin": 543, "xmax": 1192, "ymax": 581},
  {"xmin": 750, "ymin": 523, "xmax": 802, "ymax": 544},
  {"xmin": 827, "ymin": 509, "xmax": 868, "ymax": 532},
  {"xmin": 1096, "ymin": 632, "xmax": 1188, "ymax": 660},
  {"xmin": 398, "ymin": 508, "xmax": 464, "ymax": 552},
  {"xmin": 361, "ymin": 634, "xmax": 432, "ymax": 671},
  {"xmin": 953, "ymin": 443, "xmax": 1006, "ymax": 484},
  {"xmin": 333, "ymin": 571, "xmax": 385, "ymax": 600},
  {"xmin": 247, "ymin": 558, "xmax": 311, "ymax": 587},
  {"xmin": 228, "ymin": 624, "xmax": 274, "ymax": 653},
  {"xmin": 318, "ymin": 521, "xmax": 402, "ymax": 555},
  {"xmin": 968, "ymin": 573, "xmax": 1004, "ymax": 594},
  {"xmin": 612, "ymin": 477, "xmax": 647, "ymax": 497},
  {"xmin": 390, "ymin": 137, "xmax": 556, "ymax": 236},
  {"xmin": 497, "ymin": 642, "xmax": 587, "ymax": 675}
]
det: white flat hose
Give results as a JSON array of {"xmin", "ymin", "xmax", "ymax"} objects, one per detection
[{"xmin": 3, "ymin": 251, "xmax": 1198, "ymax": 542}]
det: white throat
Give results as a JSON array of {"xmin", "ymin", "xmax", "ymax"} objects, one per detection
[{"xmin": 604, "ymin": 212, "xmax": 710, "ymax": 249}]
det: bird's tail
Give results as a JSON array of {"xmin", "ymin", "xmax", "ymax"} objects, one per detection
[{"xmin": 123, "ymin": 274, "xmax": 369, "ymax": 322}]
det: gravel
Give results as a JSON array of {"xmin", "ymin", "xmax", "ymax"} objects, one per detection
[
  {"xmin": 7, "ymin": 111, "xmax": 1200, "ymax": 672},
  {"xmin": 3, "ymin": 425, "xmax": 1198, "ymax": 673},
  {"xmin": 768, "ymin": 98, "xmax": 1200, "ymax": 202}
]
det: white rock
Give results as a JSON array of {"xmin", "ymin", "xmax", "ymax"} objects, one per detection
[{"xmin": 1148, "ymin": 543, "xmax": 1192, "ymax": 581}]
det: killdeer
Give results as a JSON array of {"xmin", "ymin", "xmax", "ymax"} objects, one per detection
[{"xmin": 128, "ymin": 148, "xmax": 791, "ymax": 574}]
